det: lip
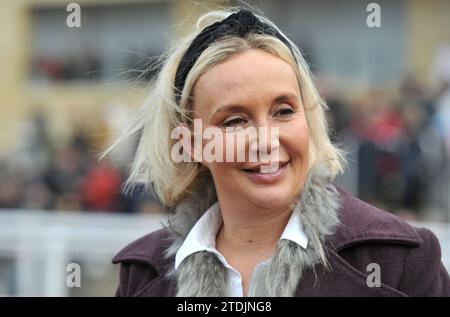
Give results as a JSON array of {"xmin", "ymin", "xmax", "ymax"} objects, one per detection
[
  {"xmin": 241, "ymin": 161, "xmax": 289, "ymax": 172},
  {"xmin": 241, "ymin": 161, "xmax": 290, "ymax": 184}
]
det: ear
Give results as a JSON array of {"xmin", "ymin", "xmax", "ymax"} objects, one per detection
[{"xmin": 177, "ymin": 123, "xmax": 203, "ymax": 163}]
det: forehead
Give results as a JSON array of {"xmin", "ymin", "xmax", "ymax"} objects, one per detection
[{"xmin": 193, "ymin": 49, "xmax": 300, "ymax": 110}]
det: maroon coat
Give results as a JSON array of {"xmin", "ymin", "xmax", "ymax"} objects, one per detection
[{"xmin": 112, "ymin": 189, "xmax": 450, "ymax": 296}]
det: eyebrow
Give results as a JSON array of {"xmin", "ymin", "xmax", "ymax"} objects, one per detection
[{"xmin": 210, "ymin": 92, "xmax": 300, "ymax": 118}]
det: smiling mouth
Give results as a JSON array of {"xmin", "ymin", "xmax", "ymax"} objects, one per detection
[{"xmin": 241, "ymin": 161, "xmax": 290, "ymax": 174}]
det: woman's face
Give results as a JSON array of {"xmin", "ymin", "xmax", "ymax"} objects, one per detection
[{"xmin": 191, "ymin": 49, "xmax": 309, "ymax": 211}]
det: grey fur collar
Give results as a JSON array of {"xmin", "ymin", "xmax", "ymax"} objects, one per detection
[{"xmin": 163, "ymin": 166, "xmax": 342, "ymax": 296}]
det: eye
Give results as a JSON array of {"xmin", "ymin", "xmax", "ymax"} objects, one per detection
[
  {"xmin": 221, "ymin": 116, "xmax": 247, "ymax": 127},
  {"xmin": 275, "ymin": 106, "xmax": 295, "ymax": 117}
]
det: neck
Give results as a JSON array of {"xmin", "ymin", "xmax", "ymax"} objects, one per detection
[{"xmin": 216, "ymin": 197, "xmax": 294, "ymax": 252}]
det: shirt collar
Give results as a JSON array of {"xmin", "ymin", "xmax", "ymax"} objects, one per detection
[{"xmin": 175, "ymin": 202, "xmax": 309, "ymax": 269}]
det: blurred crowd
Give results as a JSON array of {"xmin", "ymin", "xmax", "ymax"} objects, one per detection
[
  {"xmin": 31, "ymin": 53, "xmax": 102, "ymax": 81},
  {"xmin": 0, "ymin": 114, "xmax": 159, "ymax": 213},
  {"xmin": 327, "ymin": 76, "xmax": 450, "ymax": 222},
  {"xmin": 1, "ymin": 76, "xmax": 450, "ymax": 221},
  {"xmin": 30, "ymin": 50, "xmax": 161, "ymax": 82}
]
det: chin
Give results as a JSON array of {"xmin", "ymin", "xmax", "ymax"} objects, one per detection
[{"xmin": 245, "ymin": 186, "xmax": 295, "ymax": 210}]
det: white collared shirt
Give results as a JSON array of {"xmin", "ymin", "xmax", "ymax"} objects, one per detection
[{"xmin": 175, "ymin": 202, "xmax": 309, "ymax": 297}]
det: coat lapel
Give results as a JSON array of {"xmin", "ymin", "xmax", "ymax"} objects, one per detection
[
  {"xmin": 133, "ymin": 276, "xmax": 177, "ymax": 297},
  {"xmin": 294, "ymin": 249, "xmax": 407, "ymax": 297}
]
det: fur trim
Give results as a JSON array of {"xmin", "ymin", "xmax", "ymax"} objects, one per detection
[{"xmin": 163, "ymin": 165, "xmax": 342, "ymax": 296}]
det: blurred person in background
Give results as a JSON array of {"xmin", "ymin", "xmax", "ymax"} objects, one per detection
[{"xmin": 431, "ymin": 82, "xmax": 450, "ymax": 219}]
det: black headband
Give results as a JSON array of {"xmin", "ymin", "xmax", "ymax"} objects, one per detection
[{"xmin": 173, "ymin": 9, "xmax": 296, "ymax": 105}]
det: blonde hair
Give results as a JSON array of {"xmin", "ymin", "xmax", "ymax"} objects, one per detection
[{"xmin": 103, "ymin": 8, "xmax": 346, "ymax": 208}]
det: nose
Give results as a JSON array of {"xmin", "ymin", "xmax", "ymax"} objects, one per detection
[{"xmin": 249, "ymin": 124, "xmax": 280, "ymax": 163}]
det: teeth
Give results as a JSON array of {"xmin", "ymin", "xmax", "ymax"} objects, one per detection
[{"xmin": 260, "ymin": 162, "xmax": 280, "ymax": 174}]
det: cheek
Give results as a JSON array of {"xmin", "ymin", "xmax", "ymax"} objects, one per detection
[
  {"xmin": 198, "ymin": 127, "xmax": 244, "ymax": 165},
  {"xmin": 201, "ymin": 127, "xmax": 257, "ymax": 164},
  {"xmin": 207, "ymin": 162, "xmax": 242, "ymax": 191},
  {"xmin": 283, "ymin": 117, "xmax": 309, "ymax": 160}
]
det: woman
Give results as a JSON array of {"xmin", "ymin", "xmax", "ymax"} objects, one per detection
[{"xmin": 110, "ymin": 8, "xmax": 450, "ymax": 296}]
